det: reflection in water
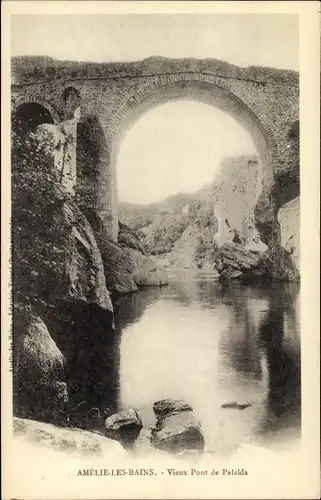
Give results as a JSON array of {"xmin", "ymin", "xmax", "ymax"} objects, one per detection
[
  {"xmin": 257, "ymin": 283, "xmax": 301, "ymax": 440},
  {"xmin": 115, "ymin": 272, "xmax": 300, "ymax": 453},
  {"xmin": 113, "ymin": 286, "xmax": 164, "ymax": 331}
]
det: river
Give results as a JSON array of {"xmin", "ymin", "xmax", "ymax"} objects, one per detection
[{"xmin": 113, "ymin": 271, "xmax": 301, "ymax": 455}]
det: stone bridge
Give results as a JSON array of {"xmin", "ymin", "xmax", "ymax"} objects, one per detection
[{"xmin": 11, "ymin": 56, "xmax": 299, "ymax": 243}]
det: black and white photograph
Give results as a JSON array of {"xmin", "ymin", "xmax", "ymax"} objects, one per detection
[{"xmin": 2, "ymin": 2, "xmax": 320, "ymax": 499}]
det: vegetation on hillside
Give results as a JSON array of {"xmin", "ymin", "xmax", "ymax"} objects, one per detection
[{"xmin": 141, "ymin": 213, "xmax": 191, "ymax": 255}]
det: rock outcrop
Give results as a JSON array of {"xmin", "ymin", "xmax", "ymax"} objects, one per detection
[
  {"xmin": 150, "ymin": 399, "xmax": 205, "ymax": 454},
  {"xmin": 216, "ymin": 242, "xmax": 300, "ymax": 283},
  {"xmin": 141, "ymin": 213, "xmax": 191, "ymax": 255},
  {"xmin": 104, "ymin": 407, "xmax": 143, "ymax": 447},
  {"xmin": 94, "ymin": 224, "xmax": 168, "ymax": 294},
  {"xmin": 154, "ymin": 209, "xmax": 219, "ymax": 270},
  {"xmin": 60, "ymin": 202, "xmax": 113, "ymax": 311},
  {"xmin": 157, "ymin": 223, "xmax": 217, "ymax": 270},
  {"xmin": 118, "ymin": 222, "xmax": 147, "ymax": 255},
  {"xmin": 95, "ymin": 233, "xmax": 139, "ymax": 294},
  {"xmin": 215, "ymin": 243, "xmax": 267, "ymax": 282},
  {"xmin": 212, "ymin": 156, "xmax": 263, "ymax": 246},
  {"xmin": 277, "ymin": 196, "xmax": 300, "ymax": 271},
  {"xmin": 221, "ymin": 401, "xmax": 252, "ymax": 410}
]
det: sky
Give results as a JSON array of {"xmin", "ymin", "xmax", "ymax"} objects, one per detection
[
  {"xmin": 116, "ymin": 101, "xmax": 256, "ymax": 204},
  {"xmin": 11, "ymin": 14, "xmax": 298, "ymax": 204},
  {"xmin": 11, "ymin": 14, "xmax": 298, "ymax": 70}
]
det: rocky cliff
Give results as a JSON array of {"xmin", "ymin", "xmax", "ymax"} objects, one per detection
[
  {"xmin": 13, "ymin": 197, "xmax": 116, "ymax": 422},
  {"xmin": 120, "ymin": 154, "xmax": 300, "ymax": 280},
  {"xmin": 277, "ymin": 196, "xmax": 300, "ymax": 271},
  {"xmin": 211, "ymin": 156, "xmax": 266, "ymax": 251},
  {"xmin": 156, "ymin": 208, "xmax": 219, "ymax": 270},
  {"xmin": 12, "ymin": 124, "xmax": 168, "ymax": 427}
]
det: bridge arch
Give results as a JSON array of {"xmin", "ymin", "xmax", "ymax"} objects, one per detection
[
  {"xmin": 11, "ymin": 57, "xmax": 298, "ymax": 245},
  {"xmin": 12, "ymin": 96, "xmax": 60, "ymax": 129},
  {"xmin": 108, "ymin": 74, "xmax": 275, "ymax": 240}
]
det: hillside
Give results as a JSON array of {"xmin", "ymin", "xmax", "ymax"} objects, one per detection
[
  {"xmin": 119, "ymin": 155, "xmax": 267, "ymax": 269},
  {"xmin": 118, "ymin": 189, "xmax": 211, "ymax": 230}
]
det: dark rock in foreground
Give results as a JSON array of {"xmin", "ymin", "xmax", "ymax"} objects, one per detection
[
  {"xmin": 105, "ymin": 407, "xmax": 143, "ymax": 447},
  {"xmin": 151, "ymin": 399, "xmax": 205, "ymax": 454}
]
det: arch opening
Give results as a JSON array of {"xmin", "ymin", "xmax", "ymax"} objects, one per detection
[
  {"xmin": 116, "ymin": 100, "xmax": 259, "ymax": 204},
  {"xmin": 109, "ymin": 79, "xmax": 273, "ymax": 240},
  {"xmin": 12, "ymin": 102, "xmax": 55, "ymax": 136}
]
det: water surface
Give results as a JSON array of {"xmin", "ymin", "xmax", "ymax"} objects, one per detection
[{"xmin": 113, "ymin": 271, "xmax": 300, "ymax": 454}]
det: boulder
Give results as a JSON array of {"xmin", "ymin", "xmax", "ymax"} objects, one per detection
[
  {"xmin": 212, "ymin": 156, "xmax": 261, "ymax": 242},
  {"xmin": 13, "ymin": 312, "xmax": 68, "ymax": 422},
  {"xmin": 151, "ymin": 399, "xmax": 205, "ymax": 454},
  {"xmin": 221, "ymin": 401, "xmax": 252, "ymax": 410},
  {"xmin": 13, "ymin": 417, "xmax": 127, "ymax": 459},
  {"xmin": 153, "ymin": 400, "xmax": 193, "ymax": 416},
  {"xmin": 219, "ymin": 268, "xmax": 244, "ymax": 282},
  {"xmin": 104, "ymin": 407, "xmax": 143, "ymax": 447}
]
